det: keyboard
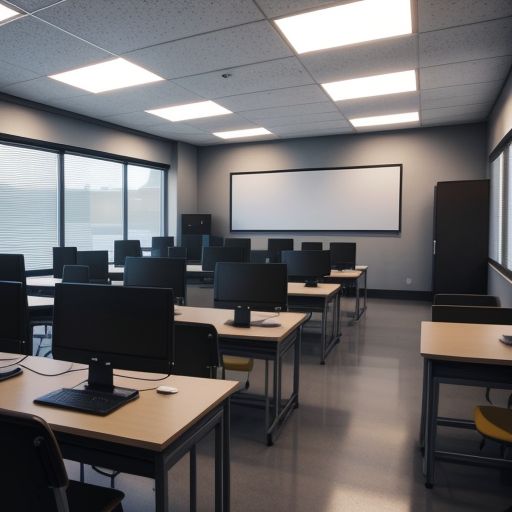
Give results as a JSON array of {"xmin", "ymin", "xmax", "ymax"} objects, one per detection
[{"xmin": 34, "ymin": 387, "xmax": 138, "ymax": 415}]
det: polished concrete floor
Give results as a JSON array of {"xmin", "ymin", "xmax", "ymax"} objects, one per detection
[{"xmin": 69, "ymin": 288, "xmax": 512, "ymax": 511}]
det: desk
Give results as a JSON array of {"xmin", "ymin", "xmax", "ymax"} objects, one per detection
[
  {"xmin": 175, "ymin": 306, "xmax": 307, "ymax": 445},
  {"xmin": 324, "ymin": 267, "xmax": 367, "ymax": 321},
  {"xmin": 420, "ymin": 321, "xmax": 512, "ymax": 488},
  {"xmin": 287, "ymin": 282, "xmax": 341, "ymax": 364},
  {"xmin": 0, "ymin": 355, "xmax": 237, "ymax": 511}
]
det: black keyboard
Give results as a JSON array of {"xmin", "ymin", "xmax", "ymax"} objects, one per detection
[{"xmin": 34, "ymin": 387, "xmax": 138, "ymax": 415}]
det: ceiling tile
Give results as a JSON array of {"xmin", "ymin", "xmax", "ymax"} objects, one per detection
[
  {"xmin": 98, "ymin": 111, "xmax": 171, "ymax": 129},
  {"xmin": 142, "ymin": 123, "xmax": 208, "ymax": 137},
  {"xmin": 301, "ymin": 35, "xmax": 418, "ymax": 83},
  {"xmin": 0, "ymin": 16, "xmax": 111, "ymax": 76},
  {"xmin": 420, "ymin": 81, "xmax": 503, "ymax": 101},
  {"xmin": 34, "ymin": 0, "xmax": 264, "ymax": 54},
  {"xmin": 419, "ymin": 17, "xmax": 512, "ymax": 67},
  {"xmin": 0, "ymin": 76, "xmax": 89, "ymax": 102},
  {"xmin": 337, "ymin": 92, "xmax": 420, "ymax": 118},
  {"xmin": 0, "ymin": 59, "xmax": 39, "ymax": 88},
  {"xmin": 174, "ymin": 57, "xmax": 313, "ymax": 99},
  {"xmin": 418, "ymin": 0, "xmax": 512, "ymax": 32},
  {"xmin": 271, "ymin": 119, "xmax": 351, "ymax": 136},
  {"xmin": 241, "ymin": 101, "xmax": 339, "ymax": 121},
  {"xmin": 420, "ymin": 56, "xmax": 512, "ymax": 89},
  {"xmin": 255, "ymin": 0, "xmax": 340, "ymax": 18},
  {"xmin": 421, "ymin": 84, "xmax": 501, "ymax": 109},
  {"xmin": 421, "ymin": 103, "xmax": 491, "ymax": 121},
  {"xmin": 7, "ymin": 0, "xmax": 59, "ymax": 13},
  {"xmin": 273, "ymin": 128, "xmax": 354, "ymax": 139},
  {"xmin": 216, "ymin": 84, "xmax": 329, "ymax": 111},
  {"xmin": 256, "ymin": 111, "xmax": 346, "ymax": 127},
  {"xmin": 181, "ymin": 114, "xmax": 258, "ymax": 132},
  {"xmin": 126, "ymin": 21, "xmax": 292, "ymax": 79}
]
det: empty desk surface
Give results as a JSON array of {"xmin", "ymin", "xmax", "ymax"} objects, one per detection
[{"xmin": 325, "ymin": 267, "xmax": 368, "ymax": 321}]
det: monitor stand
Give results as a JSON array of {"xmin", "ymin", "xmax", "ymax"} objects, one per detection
[{"xmin": 78, "ymin": 360, "xmax": 138, "ymax": 400}]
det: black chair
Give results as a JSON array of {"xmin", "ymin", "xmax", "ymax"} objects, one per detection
[
  {"xmin": 151, "ymin": 236, "xmax": 174, "ymax": 257},
  {"xmin": 329, "ymin": 242, "xmax": 356, "ymax": 270},
  {"xmin": 224, "ymin": 238, "xmax": 251, "ymax": 262},
  {"xmin": 431, "ymin": 305, "xmax": 512, "ymax": 324},
  {"xmin": 0, "ymin": 408, "xmax": 124, "ymax": 512},
  {"xmin": 114, "ymin": 240, "xmax": 141, "ymax": 267},
  {"xmin": 433, "ymin": 294, "xmax": 501, "ymax": 307},
  {"xmin": 124, "ymin": 256, "xmax": 187, "ymax": 304},
  {"xmin": 301, "ymin": 242, "xmax": 323, "ymax": 250},
  {"xmin": 202, "ymin": 246, "xmax": 245, "ymax": 271},
  {"xmin": 249, "ymin": 250, "xmax": 268, "ymax": 263},
  {"xmin": 62, "ymin": 265, "xmax": 89, "ymax": 284},
  {"xmin": 173, "ymin": 323, "xmax": 220, "ymax": 378},
  {"xmin": 0, "ymin": 280, "xmax": 28, "ymax": 354},
  {"xmin": 267, "ymin": 238, "xmax": 294, "ymax": 263},
  {"xmin": 77, "ymin": 251, "xmax": 109, "ymax": 284},
  {"xmin": 168, "ymin": 246, "xmax": 188, "ymax": 259},
  {"xmin": 53, "ymin": 247, "xmax": 77, "ymax": 278},
  {"xmin": 0, "ymin": 253, "xmax": 26, "ymax": 286}
]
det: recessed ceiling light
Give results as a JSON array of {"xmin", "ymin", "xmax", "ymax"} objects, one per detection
[
  {"xmin": 0, "ymin": 3, "xmax": 20, "ymax": 23},
  {"xmin": 350, "ymin": 112, "xmax": 419, "ymax": 128},
  {"xmin": 49, "ymin": 58, "xmax": 163, "ymax": 93},
  {"xmin": 322, "ymin": 70, "xmax": 416, "ymax": 102},
  {"xmin": 275, "ymin": 0, "xmax": 412, "ymax": 54},
  {"xmin": 213, "ymin": 128, "xmax": 272, "ymax": 140},
  {"xmin": 146, "ymin": 101, "xmax": 232, "ymax": 122}
]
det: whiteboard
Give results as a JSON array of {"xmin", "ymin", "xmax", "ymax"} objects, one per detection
[{"xmin": 230, "ymin": 165, "xmax": 402, "ymax": 232}]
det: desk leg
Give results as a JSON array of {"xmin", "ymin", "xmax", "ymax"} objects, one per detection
[
  {"xmin": 215, "ymin": 417, "xmax": 224, "ymax": 512},
  {"xmin": 190, "ymin": 445, "xmax": 197, "ymax": 512},
  {"xmin": 419, "ymin": 359, "xmax": 428, "ymax": 452},
  {"xmin": 293, "ymin": 326, "xmax": 302, "ymax": 409},
  {"xmin": 363, "ymin": 270, "xmax": 368, "ymax": 312},
  {"xmin": 336, "ymin": 292, "xmax": 342, "ymax": 339},
  {"xmin": 155, "ymin": 455, "xmax": 169, "ymax": 512},
  {"xmin": 321, "ymin": 299, "xmax": 328, "ymax": 364},
  {"xmin": 355, "ymin": 280, "xmax": 360, "ymax": 320},
  {"xmin": 223, "ymin": 400, "xmax": 231, "ymax": 512},
  {"xmin": 424, "ymin": 360, "xmax": 439, "ymax": 488},
  {"xmin": 264, "ymin": 360, "xmax": 270, "ymax": 442}
]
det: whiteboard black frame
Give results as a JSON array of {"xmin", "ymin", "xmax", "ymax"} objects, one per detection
[{"xmin": 230, "ymin": 164, "xmax": 403, "ymax": 233}]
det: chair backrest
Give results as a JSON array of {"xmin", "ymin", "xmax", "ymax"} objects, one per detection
[
  {"xmin": 301, "ymin": 242, "xmax": 323, "ymax": 250},
  {"xmin": 114, "ymin": 240, "xmax": 142, "ymax": 266},
  {"xmin": 224, "ymin": 238, "xmax": 251, "ymax": 262},
  {"xmin": 76, "ymin": 250, "xmax": 109, "ymax": 283},
  {"xmin": 267, "ymin": 238, "xmax": 294, "ymax": 263},
  {"xmin": 151, "ymin": 236, "xmax": 174, "ymax": 257},
  {"xmin": 52, "ymin": 247, "xmax": 77, "ymax": 278},
  {"xmin": 62, "ymin": 265, "xmax": 89, "ymax": 283},
  {"xmin": 329, "ymin": 242, "xmax": 356, "ymax": 269},
  {"xmin": 168, "ymin": 246, "xmax": 188, "ymax": 259},
  {"xmin": 214, "ymin": 262, "xmax": 288, "ymax": 311},
  {"xmin": 0, "ymin": 281, "xmax": 28, "ymax": 354},
  {"xmin": 124, "ymin": 257, "xmax": 186, "ymax": 303},
  {"xmin": 431, "ymin": 305, "xmax": 512, "ymax": 324},
  {"xmin": 0, "ymin": 408, "xmax": 69, "ymax": 512},
  {"xmin": 173, "ymin": 323, "xmax": 220, "ymax": 378},
  {"xmin": 202, "ymin": 246, "xmax": 245, "ymax": 271},
  {"xmin": 281, "ymin": 250, "xmax": 331, "ymax": 281},
  {"xmin": 433, "ymin": 294, "xmax": 501, "ymax": 307},
  {"xmin": 249, "ymin": 250, "xmax": 268, "ymax": 263},
  {"xmin": 0, "ymin": 253, "xmax": 26, "ymax": 286}
]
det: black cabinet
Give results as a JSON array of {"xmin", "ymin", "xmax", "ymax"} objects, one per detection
[{"xmin": 433, "ymin": 179, "xmax": 489, "ymax": 294}]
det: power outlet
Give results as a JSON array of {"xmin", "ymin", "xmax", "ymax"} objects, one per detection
[{"xmin": 406, "ymin": 277, "xmax": 413, "ymax": 285}]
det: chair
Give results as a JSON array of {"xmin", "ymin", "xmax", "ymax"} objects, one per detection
[
  {"xmin": 151, "ymin": 236, "xmax": 174, "ymax": 257},
  {"xmin": 431, "ymin": 306, "xmax": 512, "ymax": 324},
  {"xmin": 202, "ymin": 246, "xmax": 245, "ymax": 271},
  {"xmin": 224, "ymin": 238, "xmax": 251, "ymax": 262},
  {"xmin": 249, "ymin": 250, "xmax": 268, "ymax": 263},
  {"xmin": 53, "ymin": 247, "xmax": 77, "ymax": 278},
  {"xmin": 0, "ymin": 281, "xmax": 28, "ymax": 354},
  {"xmin": 433, "ymin": 294, "xmax": 501, "ymax": 307},
  {"xmin": 0, "ymin": 408, "xmax": 124, "ymax": 512},
  {"xmin": 77, "ymin": 251, "xmax": 109, "ymax": 284},
  {"xmin": 168, "ymin": 246, "xmax": 188, "ymax": 259},
  {"xmin": 62, "ymin": 265, "xmax": 89, "ymax": 283},
  {"xmin": 173, "ymin": 323, "xmax": 220, "ymax": 378},
  {"xmin": 301, "ymin": 242, "xmax": 323, "ymax": 250},
  {"xmin": 114, "ymin": 240, "xmax": 141, "ymax": 266},
  {"xmin": 124, "ymin": 256, "xmax": 186, "ymax": 304},
  {"xmin": 267, "ymin": 238, "xmax": 294, "ymax": 263}
]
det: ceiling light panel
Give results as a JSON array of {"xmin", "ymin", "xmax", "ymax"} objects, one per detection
[
  {"xmin": 49, "ymin": 58, "xmax": 163, "ymax": 93},
  {"xmin": 213, "ymin": 128, "xmax": 272, "ymax": 139},
  {"xmin": 146, "ymin": 101, "xmax": 232, "ymax": 122},
  {"xmin": 323, "ymin": 70, "xmax": 416, "ymax": 101},
  {"xmin": 350, "ymin": 112, "xmax": 419, "ymax": 127},
  {"xmin": 275, "ymin": 0, "xmax": 412, "ymax": 54},
  {"xmin": 0, "ymin": 3, "xmax": 20, "ymax": 23}
]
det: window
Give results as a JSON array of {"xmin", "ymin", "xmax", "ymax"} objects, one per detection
[
  {"xmin": 0, "ymin": 143, "xmax": 58, "ymax": 270},
  {"xmin": 127, "ymin": 165, "xmax": 163, "ymax": 247}
]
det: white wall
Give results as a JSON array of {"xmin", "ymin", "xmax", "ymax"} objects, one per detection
[{"xmin": 197, "ymin": 123, "xmax": 487, "ymax": 292}]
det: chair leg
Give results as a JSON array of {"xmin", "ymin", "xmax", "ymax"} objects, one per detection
[{"xmin": 245, "ymin": 372, "xmax": 250, "ymax": 390}]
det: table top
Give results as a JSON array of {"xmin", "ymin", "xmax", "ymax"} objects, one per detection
[
  {"xmin": 420, "ymin": 321, "xmax": 512, "ymax": 365},
  {"xmin": 287, "ymin": 282, "xmax": 340, "ymax": 297},
  {"xmin": 0, "ymin": 355, "xmax": 237, "ymax": 451},
  {"xmin": 175, "ymin": 306, "xmax": 307, "ymax": 342},
  {"xmin": 27, "ymin": 276, "xmax": 61, "ymax": 287},
  {"xmin": 328, "ymin": 269, "xmax": 363, "ymax": 279}
]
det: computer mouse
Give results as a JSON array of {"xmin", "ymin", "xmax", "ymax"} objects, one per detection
[{"xmin": 156, "ymin": 386, "xmax": 178, "ymax": 394}]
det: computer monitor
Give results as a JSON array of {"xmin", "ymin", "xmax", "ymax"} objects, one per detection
[
  {"xmin": 52, "ymin": 247, "xmax": 77, "ymax": 278},
  {"xmin": 329, "ymin": 242, "xmax": 356, "ymax": 270},
  {"xmin": 202, "ymin": 246, "xmax": 245, "ymax": 271},
  {"xmin": 114, "ymin": 240, "xmax": 142, "ymax": 267},
  {"xmin": 301, "ymin": 242, "xmax": 323, "ymax": 251},
  {"xmin": 168, "ymin": 246, "xmax": 187, "ymax": 259},
  {"xmin": 281, "ymin": 250, "xmax": 331, "ymax": 287},
  {"xmin": 214, "ymin": 262, "xmax": 287, "ymax": 311},
  {"xmin": 224, "ymin": 238, "xmax": 251, "ymax": 262},
  {"xmin": 52, "ymin": 283, "xmax": 174, "ymax": 398},
  {"xmin": 76, "ymin": 250, "xmax": 109, "ymax": 282},
  {"xmin": 267, "ymin": 238, "xmax": 294, "ymax": 263},
  {"xmin": 151, "ymin": 236, "xmax": 174, "ymax": 257}
]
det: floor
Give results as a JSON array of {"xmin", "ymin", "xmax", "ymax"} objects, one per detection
[{"xmin": 68, "ymin": 287, "xmax": 512, "ymax": 511}]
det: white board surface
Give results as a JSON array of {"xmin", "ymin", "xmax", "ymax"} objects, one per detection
[{"xmin": 230, "ymin": 166, "xmax": 402, "ymax": 232}]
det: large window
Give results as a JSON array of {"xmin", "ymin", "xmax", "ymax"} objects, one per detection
[{"xmin": 0, "ymin": 143, "xmax": 58, "ymax": 270}]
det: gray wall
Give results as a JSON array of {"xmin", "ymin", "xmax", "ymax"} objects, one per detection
[{"xmin": 197, "ymin": 123, "xmax": 487, "ymax": 292}]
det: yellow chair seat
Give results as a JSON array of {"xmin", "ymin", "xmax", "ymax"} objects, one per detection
[
  {"xmin": 475, "ymin": 406, "xmax": 512, "ymax": 444},
  {"xmin": 223, "ymin": 355, "xmax": 254, "ymax": 372}
]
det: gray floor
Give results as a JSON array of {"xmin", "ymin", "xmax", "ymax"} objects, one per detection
[{"xmin": 69, "ymin": 287, "xmax": 512, "ymax": 511}]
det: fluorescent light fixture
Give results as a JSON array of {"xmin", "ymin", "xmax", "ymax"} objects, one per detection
[
  {"xmin": 49, "ymin": 58, "xmax": 163, "ymax": 93},
  {"xmin": 146, "ymin": 101, "xmax": 232, "ymax": 122},
  {"xmin": 275, "ymin": 0, "xmax": 412, "ymax": 54},
  {"xmin": 322, "ymin": 70, "xmax": 416, "ymax": 102},
  {"xmin": 0, "ymin": 3, "xmax": 20, "ymax": 22},
  {"xmin": 213, "ymin": 128, "xmax": 272, "ymax": 139},
  {"xmin": 350, "ymin": 112, "xmax": 419, "ymax": 128}
]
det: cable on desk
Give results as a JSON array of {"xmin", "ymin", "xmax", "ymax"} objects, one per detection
[
  {"xmin": 0, "ymin": 356, "xmax": 28, "ymax": 368},
  {"xmin": 19, "ymin": 362, "xmax": 87, "ymax": 377},
  {"xmin": 113, "ymin": 372, "xmax": 172, "ymax": 382}
]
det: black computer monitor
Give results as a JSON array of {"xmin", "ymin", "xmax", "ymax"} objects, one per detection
[
  {"xmin": 281, "ymin": 250, "xmax": 331, "ymax": 287},
  {"xmin": 267, "ymin": 238, "xmax": 294, "ymax": 263},
  {"xmin": 114, "ymin": 240, "xmax": 142, "ymax": 266},
  {"xmin": 214, "ymin": 262, "xmax": 287, "ymax": 311},
  {"xmin": 52, "ymin": 283, "xmax": 174, "ymax": 398},
  {"xmin": 76, "ymin": 250, "xmax": 109, "ymax": 282},
  {"xmin": 151, "ymin": 236, "xmax": 174, "ymax": 257},
  {"xmin": 202, "ymin": 246, "xmax": 245, "ymax": 271},
  {"xmin": 224, "ymin": 238, "xmax": 251, "ymax": 262},
  {"xmin": 168, "ymin": 246, "xmax": 187, "ymax": 259},
  {"xmin": 301, "ymin": 242, "xmax": 323, "ymax": 251},
  {"xmin": 52, "ymin": 247, "xmax": 77, "ymax": 278},
  {"xmin": 329, "ymin": 242, "xmax": 356, "ymax": 270}
]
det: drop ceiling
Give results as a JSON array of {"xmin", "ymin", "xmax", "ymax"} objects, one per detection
[{"xmin": 0, "ymin": 0, "xmax": 510, "ymax": 146}]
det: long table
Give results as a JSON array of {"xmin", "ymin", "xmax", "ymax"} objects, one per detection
[
  {"xmin": 0, "ymin": 355, "xmax": 237, "ymax": 511},
  {"xmin": 420, "ymin": 321, "xmax": 512, "ymax": 488},
  {"xmin": 324, "ymin": 266, "xmax": 367, "ymax": 321}
]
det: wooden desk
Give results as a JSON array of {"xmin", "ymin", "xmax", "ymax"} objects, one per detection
[
  {"xmin": 175, "ymin": 306, "xmax": 308, "ymax": 445},
  {"xmin": 0, "ymin": 355, "xmax": 237, "ymax": 511},
  {"xmin": 324, "ymin": 267, "xmax": 367, "ymax": 321},
  {"xmin": 420, "ymin": 321, "xmax": 512, "ymax": 488},
  {"xmin": 287, "ymin": 282, "xmax": 341, "ymax": 364}
]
